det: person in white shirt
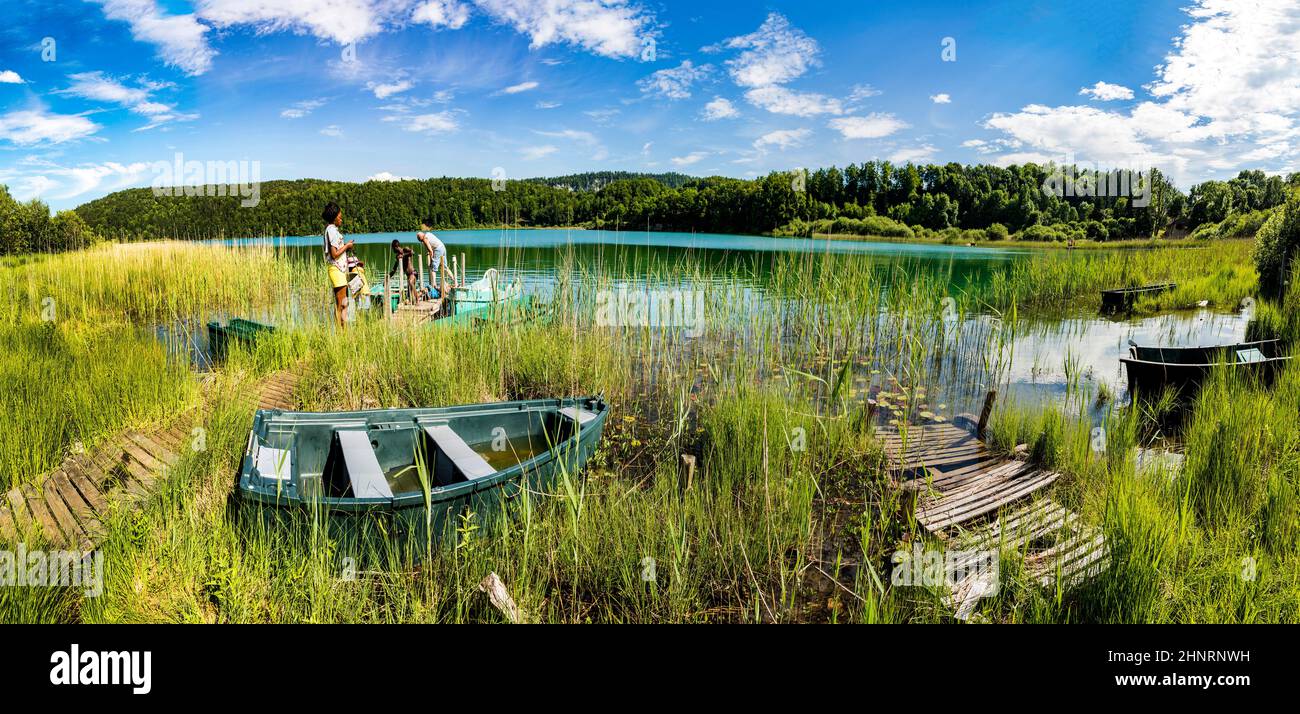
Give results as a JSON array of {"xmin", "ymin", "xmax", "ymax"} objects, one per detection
[
  {"xmin": 416, "ymin": 225, "xmax": 458, "ymax": 291},
  {"xmin": 322, "ymin": 202, "xmax": 355, "ymax": 328}
]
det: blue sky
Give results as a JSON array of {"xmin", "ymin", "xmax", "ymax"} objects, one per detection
[{"xmin": 1, "ymin": 0, "xmax": 1296, "ymax": 209}]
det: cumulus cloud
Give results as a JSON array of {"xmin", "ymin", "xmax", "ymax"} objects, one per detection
[
  {"xmin": 320, "ymin": 125, "xmax": 344, "ymax": 137},
  {"xmin": 743, "ymin": 86, "xmax": 843, "ymax": 117},
  {"xmin": 637, "ymin": 61, "xmax": 712, "ymax": 100},
  {"xmin": 90, "ymin": 0, "xmax": 215, "ymax": 75},
  {"xmin": 368, "ymin": 79, "xmax": 414, "ymax": 99},
  {"xmin": 753, "ymin": 128, "xmax": 810, "ymax": 152},
  {"xmin": 714, "ymin": 12, "xmax": 820, "ymax": 88},
  {"xmin": 930, "ymin": 93, "xmax": 951, "ymax": 104},
  {"xmin": 671, "ymin": 151, "xmax": 709, "ymax": 166},
  {"xmin": 412, "ymin": 0, "xmax": 470, "ymax": 29},
  {"xmin": 701, "ymin": 97, "xmax": 739, "ymax": 120},
  {"xmin": 1078, "ymin": 81, "xmax": 1134, "ymax": 101},
  {"xmin": 471, "ymin": 0, "xmax": 657, "ymax": 58},
  {"xmin": 0, "ymin": 109, "xmax": 100, "ymax": 146},
  {"xmin": 0, "ymin": 70, "xmax": 24, "ymax": 84},
  {"xmin": 827, "ymin": 113, "xmax": 908, "ymax": 139},
  {"xmin": 984, "ymin": 0, "xmax": 1300, "ymax": 182},
  {"xmin": 368, "ymin": 171, "xmax": 417, "ymax": 181}
]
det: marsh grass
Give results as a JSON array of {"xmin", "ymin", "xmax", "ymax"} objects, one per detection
[{"xmin": 4, "ymin": 235, "xmax": 1298, "ymax": 623}]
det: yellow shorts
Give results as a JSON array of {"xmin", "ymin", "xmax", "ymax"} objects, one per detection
[{"xmin": 327, "ymin": 265, "xmax": 348, "ymax": 289}]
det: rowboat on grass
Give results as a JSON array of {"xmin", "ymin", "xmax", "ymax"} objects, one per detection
[
  {"xmin": 1121, "ymin": 339, "xmax": 1292, "ymax": 397},
  {"xmin": 236, "ymin": 397, "xmax": 609, "ymax": 537},
  {"xmin": 1100, "ymin": 283, "xmax": 1176, "ymax": 312},
  {"xmin": 207, "ymin": 318, "xmax": 275, "ymax": 359}
]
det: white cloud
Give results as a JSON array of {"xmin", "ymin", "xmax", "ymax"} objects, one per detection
[
  {"xmin": 0, "ymin": 108, "xmax": 98, "ymax": 147},
  {"xmin": 412, "ymin": 0, "xmax": 470, "ymax": 29},
  {"xmin": 1078, "ymin": 81, "xmax": 1134, "ymax": 101},
  {"xmin": 847, "ymin": 84, "xmax": 881, "ymax": 101},
  {"xmin": 521, "ymin": 144, "xmax": 558, "ymax": 160},
  {"xmin": 536, "ymin": 100, "xmax": 561, "ymax": 109},
  {"xmin": 701, "ymin": 97, "xmax": 739, "ymax": 120},
  {"xmin": 383, "ymin": 111, "xmax": 460, "ymax": 134},
  {"xmin": 671, "ymin": 151, "xmax": 709, "ymax": 166},
  {"xmin": 753, "ymin": 128, "xmax": 810, "ymax": 152},
  {"xmin": 471, "ymin": 0, "xmax": 657, "ymax": 58},
  {"xmin": 3, "ymin": 159, "xmax": 154, "ymax": 201},
  {"xmin": 368, "ymin": 171, "xmax": 417, "ymax": 181},
  {"xmin": 828, "ymin": 113, "xmax": 908, "ymax": 139},
  {"xmin": 983, "ymin": 1, "xmax": 1300, "ymax": 183},
  {"xmin": 0, "ymin": 70, "xmax": 24, "ymax": 84},
  {"xmin": 91, "ymin": 0, "xmax": 215, "ymax": 75},
  {"xmin": 195, "ymin": 0, "xmax": 382, "ymax": 46},
  {"xmin": 584, "ymin": 108, "xmax": 620, "ymax": 124},
  {"xmin": 535, "ymin": 128, "xmax": 606, "ymax": 160},
  {"xmin": 637, "ymin": 60, "xmax": 712, "ymax": 100},
  {"xmin": 743, "ymin": 86, "xmax": 843, "ymax": 117},
  {"xmin": 281, "ymin": 99, "xmax": 326, "ymax": 119},
  {"xmin": 500, "ymin": 80, "xmax": 539, "ymax": 94},
  {"xmin": 930, "ymin": 93, "xmax": 951, "ymax": 104},
  {"xmin": 715, "ymin": 12, "xmax": 820, "ymax": 88},
  {"xmin": 641, "ymin": 141, "xmax": 652, "ymax": 155},
  {"xmin": 55, "ymin": 72, "xmax": 197, "ymax": 130},
  {"xmin": 320, "ymin": 125, "xmax": 344, "ymax": 137},
  {"xmin": 368, "ymin": 79, "xmax": 414, "ymax": 99},
  {"xmin": 889, "ymin": 144, "xmax": 938, "ymax": 163}
]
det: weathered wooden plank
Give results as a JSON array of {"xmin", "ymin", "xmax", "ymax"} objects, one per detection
[
  {"xmin": 0, "ymin": 503, "xmax": 18, "ymax": 543},
  {"xmin": 42, "ymin": 472, "xmax": 87, "ymax": 545},
  {"xmin": 51, "ymin": 470, "xmax": 102, "ymax": 543},
  {"xmin": 922, "ymin": 471, "xmax": 1060, "ymax": 531},
  {"xmin": 127, "ymin": 432, "xmax": 179, "ymax": 467},
  {"xmin": 64, "ymin": 464, "xmax": 109, "ymax": 515},
  {"xmin": 21, "ymin": 483, "xmax": 66, "ymax": 546},
  {"xmin": 6, "ymin": 487, "xmax": 33, "ymax": 535}
]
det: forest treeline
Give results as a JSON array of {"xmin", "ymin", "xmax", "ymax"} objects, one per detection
[{"xmin": 1, "ymin": 162, "xmax": 1297, "ymax": 256}]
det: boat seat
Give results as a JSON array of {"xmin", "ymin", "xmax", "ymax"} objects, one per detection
[
  {"xmin": 335, "ymin": 430, "xmax": 393, "ymax": 498},
  {"xmin": 424, "ymin": 425, "xmax": 495, "ymax": 481},
  {"xmin": 254, "ymin": 443, "xmax": 292, "ymax": 481},
  {"xmin": 559, "ymin": 406, "xmax": 598, "ymax": 426}
]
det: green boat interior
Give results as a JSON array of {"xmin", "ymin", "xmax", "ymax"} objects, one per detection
[{"xmin": 248, "ymin": 402, "xmax": 600, "ymax": 499}]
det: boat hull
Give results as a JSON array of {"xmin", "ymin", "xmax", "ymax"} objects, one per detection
[
  {"xmin": 1122, "ymin": 340, "xmax": 1291, "ymax": 397},
  {"xmin": 236, "ymin": 396, "xmax": 608, "ymax": 542}
]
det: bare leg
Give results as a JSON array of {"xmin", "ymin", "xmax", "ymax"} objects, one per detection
[{"xmin": 334, "ymin": 285, "xmax": 348, "ymax": 328}]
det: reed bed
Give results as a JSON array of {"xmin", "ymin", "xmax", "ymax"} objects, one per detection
[{"xmin": 3, "ymin": 235, "xmax": 1296, "ymax": 623}]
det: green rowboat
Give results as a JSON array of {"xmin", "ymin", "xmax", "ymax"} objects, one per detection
[
  {"xmin": 207, "ymin": 318, "xmax": 275, "ymax": 360},
  {"xmin": 237, "ymin": 396, "xmax": 609, "ymax": 538}
]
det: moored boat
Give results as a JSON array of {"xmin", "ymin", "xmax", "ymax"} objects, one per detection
[
  {"xmin": 207, "ymin": 318, "xmax": 275, "ymax": 360},
  {"xmin": 1100, "ymin": 283, "xmax": 1176, "ymax": 312},
  {"xmin": 1121, "ymin": 339, "xmax": 1291, "ymax": 397},
  {"xmin": 236, "ymin": 396, "xmax": 608, "ymax": 538}
]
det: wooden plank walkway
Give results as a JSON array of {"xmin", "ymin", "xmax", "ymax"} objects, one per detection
[
  {"xmin": 875, "ymin": 414, "xmax": 1107, "ymax": 617},
  {"xmin": 0, "ymin": 371, "xmax": 300, "ymax": 549}
]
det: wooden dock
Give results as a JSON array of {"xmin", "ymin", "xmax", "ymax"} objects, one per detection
[
  {"xmin": 875, "ymin": 405, "xmax": 1108, "ymax": 617},
  {"xmin": 0, "ymin": 371, "xmax": 300, "ymax": 549}
]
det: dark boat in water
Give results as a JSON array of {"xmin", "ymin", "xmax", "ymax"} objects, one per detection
[
  {"xmin": 237, "ymin": 397, "xmax": 608, "ymax": 538},
  {"xmin": 207, "ymin": 318, "xmax": 275, "ymax": 359},
  {"xmin": 1100, "ymin": 283, "xmax": 1176, "ymax": 312},
  {"xmin": 1121, "ymin": 339, "xmax": 1292, "ymax": 397}
]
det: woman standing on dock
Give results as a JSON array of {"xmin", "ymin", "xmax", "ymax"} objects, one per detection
[{"xmin": 322, "ymin": 202, "xmax": 355, "ymax": 329}]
